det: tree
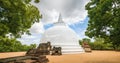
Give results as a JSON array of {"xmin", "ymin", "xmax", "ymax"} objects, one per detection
[
  {"xmin": 0, "ymin": 0, "xmax": 41, "ymax": 38},
  {"xmin": 0, "ymin": 36, "xmax": 37, "ymax": 52},
  {"xmin": 82, "ymin": 38, "xmax": 91, "ymax": 43},
  {"xmin": 85, "ymin": 0, "xmax": 120, "ymax": 49},
  {"xmin": 89, "ymin": 37, "xmax": 113, "ymax": 50},
  {"xmin": 0, "ymin": 0, "xmax": 41, "ymax": 52}
]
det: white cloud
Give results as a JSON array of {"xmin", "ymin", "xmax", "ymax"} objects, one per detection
[
  {"xmin": 18, "ymin": 22, "xmax": 44, "ymax": 45},
  {"xmin": 21, "ymin": 34, "xmax": 36, "ymax": 39},
  {"xmin": 32, "ymin": 0, "xmax": 90, "ymax": 24},
  {"xmin": 30, "ymin": 22, "xmax": 44, "ymax": 34},
  {"xmin": 17, "ymin": 33, "xmax": 42, "ymax": 45},
  {"xmin": 17, "ymin": 38, "xmax": 40, "ymax": 45}
]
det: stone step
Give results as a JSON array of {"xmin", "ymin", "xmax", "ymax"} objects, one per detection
[
  {"xmin": 62, "ymin": 50, "xmax": 84, "ymax": 54},
  {"xmin": 54, "ymin": 47, "xmax": 83, "ymax": 49},
  {"xmin": 62, "ymin": 49, "xmax": 84, "ymax": 51}
]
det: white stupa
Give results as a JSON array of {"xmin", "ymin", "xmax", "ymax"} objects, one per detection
[{"xmin": 40, "ymin": 14, "xmax": 84, "ymax": 54}]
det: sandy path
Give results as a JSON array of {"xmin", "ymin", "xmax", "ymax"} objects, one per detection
[
  {"xmin": 0, "ymin": 51, "xmax": 120, "ymax": 63},
  {"xmin": 47, "ymin": 51, "xmax": 120, "ymax": 63},
  {"xmin": 0, "ymin": 52, "xmax": 25, "ymax": 59}
]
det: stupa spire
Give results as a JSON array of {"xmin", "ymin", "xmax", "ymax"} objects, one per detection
[
  {"xmin": 58, "ymin": 13, "xmax": 64, "ymax": 23},
  {"xmin": 54, "ymin": 13, "xmax": 65, "ymax": 25}
]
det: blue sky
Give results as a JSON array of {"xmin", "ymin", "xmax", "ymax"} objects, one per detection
[
  {"xmin": 69, "ymin": 16, "xmax": 89, "ymax": 38},
  {"xmin": 18, "ymin": 0, "xmax": 90, "ymax": 45}
]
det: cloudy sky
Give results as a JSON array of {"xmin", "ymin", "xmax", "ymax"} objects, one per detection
[{"xmin": 18, "ymin": 0, "xmax": 90, "ymax": 45}]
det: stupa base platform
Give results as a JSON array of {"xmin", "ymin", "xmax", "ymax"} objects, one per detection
[{"xmin": 52, "ymin": 44, "xmax": 84, "ymax": 54}]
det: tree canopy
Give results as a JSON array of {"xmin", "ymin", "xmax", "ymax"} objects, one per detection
[
  {"xmin": 0, "ymin": 0, "xmax": 41, "ymax": 38},
  {"xmin": 0, "ymin": 0, "xmax": 41, "ymax": 52},
  {"xmin": 85, "ymin": 0, "xmax": 120, "ymax": 48}
]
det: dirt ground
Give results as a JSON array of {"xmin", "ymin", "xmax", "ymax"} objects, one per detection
[
  {"xmin": 0, "ymin": 52, "xmax": 25, "ymax": 58},
  {"xmin": 0, "ymin": 51, "xmax": 120, "ymax": 63}
]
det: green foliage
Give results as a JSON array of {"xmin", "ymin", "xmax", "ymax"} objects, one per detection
[
  {"xmin": 34, "ymin": 0, "xmax": 40, "ymax": 3},
  {"xmin": 79, "ymin": 40, "xmax": 82, "ymax": 45},
  {"xmin": 92, "ymin": 42, "xmax": 114, "ymax": 50},
  {"xmin": 83, "ymin": 38, "xmax": 91, "ymax": 43},
  {"xmin": 79, "ymin": 38, "xmax": 115, "ymax": 50},
  {"xmin": 89, "ymin": 38, "xmax": 113, "ymax": 50},
  {"xmin": 20, "ymin": 44, "xmax": 36, "ymax": 51},
  {"xmin": 79, "ymin": 38, "xmax": 91, "ymax": 45},
  {"xmin": 0, "ymin": 0, "xmax": 41, "ymax": 38},
  {"xmin": 85, "ymin": 0, "xmax": 120, "ymax": 49},
  {"xmin": 0, "ymin": 37, "xmax": 36, "ymax": 52},
  {"xmin": 0, "ymin": 0, "xmax": 40, "ymax": 52}
]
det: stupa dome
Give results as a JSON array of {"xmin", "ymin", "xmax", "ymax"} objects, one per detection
[{"xmin": 40, "ymin": 14, "xmax": 84, "ymax": 54}]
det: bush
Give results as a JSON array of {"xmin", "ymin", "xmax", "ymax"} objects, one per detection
[
  {"xmin": 79, "ymin": 38, "xmax": 120, "ymax": 50},
  {"xmin": 89, "ymin": 42, "xmax": 114, "ymax": 50},
  {"xmin": 0, "ymin": 37, "xmax": 36, "ymax": 52}
]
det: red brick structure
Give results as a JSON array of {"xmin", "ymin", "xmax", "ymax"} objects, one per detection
[{"xmin": 82, "ymin": 42, "xmax": 92, "ymax": 52}]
